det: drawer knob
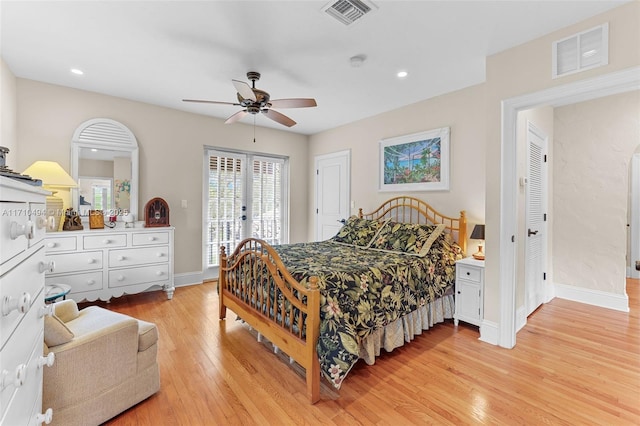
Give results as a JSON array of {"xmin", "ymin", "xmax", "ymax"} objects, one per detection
[
  {"xmin": 10, "ymin": 220, "xmax": 35, "ymax": 240},
  {"xmin": 149, "ymin": 236, "xmax": 156, "ymax": 241},
  {"xmin": 38, "ymin": 352, "xmax": 55, "ymax": 368},
  {"xmin": 87, "ymin": 279, "xmax": 96, "ymax": 285},
  {"xmin": 156, "ymin": 271, "xmax": 165, "ymax": 276},
  {"xmin": 35, "ymin": 408, "xmax": 53, "ymax": 425},
  {"xmin": 156, "ymin": 252, "xmax": 164, "ymax": 257},
  {"xmin": 36, "ymin": 216, "xmax": 48, "ymax": 230},
  {"xmin": 46, "ymin": 242, "xmax": 57, "ymax": 248},
  {"xmin": 87, "ymin": 258, "xmax": 97, "ymax": 264},
  {"xmin": 103, "ymin": 239, "xmax": 111, "ymax": 244},
  {"xmin": 39, "ymin": 260, "xmax": 56, "ymax": 274},
  {"xmin": 117, "ymin": 255, "xmax": 125, "ymax": 261},
  {"xmin": 2, "ymin": 292, "xmax": 32, "ymax": 316},
  {"xmin": 117, "ymin": 275, "xmax": 125, "ymax": 282},
  {"xmin": 39, "ymin": 304, "xmax": 54, "ymax": 318},
  {"xmin": 1, "ymin": 363, "xmax": 27, "ymax": 390}
]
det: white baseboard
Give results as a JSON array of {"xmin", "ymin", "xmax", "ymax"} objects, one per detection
[
  {"xmin": 174, "ymin": 271, "xmax": 204, "ymax": 287},
  {"xmin": 479, "ymin": 320, "xmax": 498, "ymax": 345},
  {"xmin": 554, "ymin": 282, "xmax": 629, "ymax": 312}
]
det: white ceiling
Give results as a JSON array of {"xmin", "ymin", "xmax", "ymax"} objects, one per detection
[{"xmin": 0, "ymin": 0, "xmax": 628, "ymax": 135}]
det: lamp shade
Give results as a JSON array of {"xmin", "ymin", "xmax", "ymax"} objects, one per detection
[
  {"xmin": 470, "ymin": 224, "xmax": 485, "ymax": 240},
  {"xmin": 22, "ymin": 161, "xmax": 77, "ymax": 188}
]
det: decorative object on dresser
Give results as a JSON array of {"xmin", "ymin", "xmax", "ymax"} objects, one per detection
[
  {"xmin": 62, "ymin": 208, "xmax": 83, "ymax": 231},
  {"xmin": 42, "ymin": 299, "xmax": 160, "ymax": 426},
  {"xmin": 0, "ymin": 175, "xmax": 55, "ymax": 424},
  {"xmin": 144, "ymin": 197, "xmax": 170, "ymax": 227},
  {"xmin": 44, "ymin": 226, "xmax": 175, "ymax": 302},
  {"xmin": 22, "ymin": 160, "xmax": 78, "ymax": 233},
  {"xmin": 454, "ymin": 257, "xmax": 485, "ymax": 327},
  {"xmin": 470, "ymin": 224, "xmax": 485, "ymax": 260},
  {"xmin": 88, "ymin": 210, "xmax": 105, "ymax": 229}
]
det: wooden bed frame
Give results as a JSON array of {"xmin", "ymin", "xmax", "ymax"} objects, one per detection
[{"xmin": 218, "ymin": 196, "xmax": 466, "ymax": 403}]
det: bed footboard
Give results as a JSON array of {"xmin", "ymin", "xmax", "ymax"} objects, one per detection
[{"xmin": 219, "ymin": 238, "xmax": 321, "ymax": 403}]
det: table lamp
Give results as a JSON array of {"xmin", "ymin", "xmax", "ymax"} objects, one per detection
[
  {"xmin": 22, "ymin": 161, "xmax": 77, "ymax": 232},
  {"xmin": 470, "ymin": 224, "xmax": 485, "ymax": 260}
]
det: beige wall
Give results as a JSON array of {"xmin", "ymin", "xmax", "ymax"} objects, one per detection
[
  {"xmin": 484, "ymin": 1, "xmax": 640, "ymax": 322},
  {"xmin": 308, "ymin": 83, "xmax": 487, "ymax": 247},
  {"xmin": 1, "ymin": 58, "xmax": 18, "ymax": 162},
  {"xmin": 14, "ymin": 79, "xmax": 309, "ymax": 277},
  {"xmin": 553, "ymin": 90, "xmax": 640, "ymax": 293}
]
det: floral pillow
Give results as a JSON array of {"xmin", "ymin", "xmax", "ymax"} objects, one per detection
[
  {"xmin": 331, "ymin": 216, "xmax": 386, "ymax": 247},
  {"xmin": 369, "ymin": 221, "xmax": 446, "ymax": 256}
]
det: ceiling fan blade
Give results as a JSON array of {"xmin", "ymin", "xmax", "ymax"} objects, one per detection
[
  {"xmin": 262, "ymin": 109, "xmax": 296, "ymax": 127},
  {"xmin": 232, "ymin": 79, "xmax": 256, "ymax": 102},
  {"xmin": 182, "ymin": 99, "xmax": 240, "ymax": 106},
  {"xmin": 225, "ymin": 110, "xmax": 248, "ymax": 124},
  {"xmin": 269, "ymin": 98, "xmax": 317, "ymax": 109}
]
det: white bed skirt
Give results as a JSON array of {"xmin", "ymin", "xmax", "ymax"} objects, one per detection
[{"xmin": 358, "ymin": 293, "xmax": 455, "ymax": 365}]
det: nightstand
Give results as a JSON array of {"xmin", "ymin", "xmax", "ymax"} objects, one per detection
[{"xmin": 454, "ymin": 257, "xmax": 485, "ymax": 327}]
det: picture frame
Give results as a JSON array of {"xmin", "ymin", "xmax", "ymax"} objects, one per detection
[
  {"xmin": 379, "ymin": 127, "xmax": 450, "ymax": 192},
  {"xmin": 88, "ymin": 210, "xmax": 105, "ymax": 229}
]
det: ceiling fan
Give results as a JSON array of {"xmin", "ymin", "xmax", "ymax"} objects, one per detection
[{"xmin": 183, "ymin": 71, "xmax": 317, "ymax": 128}]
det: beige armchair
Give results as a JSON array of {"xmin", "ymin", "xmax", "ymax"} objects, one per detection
[{"xmin": 43, "ymin": 300, "xmax": 160, "ymax": 426}]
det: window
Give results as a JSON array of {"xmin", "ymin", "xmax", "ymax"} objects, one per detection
[{"xmin": 203, "ymin": 149, "xmax": 288, "ymax": 275}]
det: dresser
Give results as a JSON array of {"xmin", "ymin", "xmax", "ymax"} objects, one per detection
[
  {"xmin": 1, "ymin": 176, "xmax": 54, "ymax": 425},
  {"xmin": 454, "ymin": 257, "xmax": 485, "ymax": 327},
  {"xmin": 44, "ymin": 226, "xmax": 175, "ymax": 302}
]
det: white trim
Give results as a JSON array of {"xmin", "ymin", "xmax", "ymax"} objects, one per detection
[
  {"xmin": 554, "ymin": 282, "xmax": 630, "ymax": 312},
  {"xmin": 174, "ymin": 271, "xmax": 204, "ymax": 287},
  {"xmin": 500, "ymin": 66, "xmax": 640, "ymax": 348},
  {"xmin": 515, "ymin": 305, "xmax": 527, "ymax": 333},
  {"xmin": 630, "ymin": 153, "xmax": 640, "ymax": 279},
  {"xmin": 314, "ymin": 149, "xmax": 351, "ymax": 241},
  {"xmin": 479, "ymin": 320, "xmax": 499, "ymax": 345}
]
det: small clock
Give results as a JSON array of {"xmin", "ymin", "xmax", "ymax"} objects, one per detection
[{"xmin": 144, "ymin": 197, "xmax": 170, "ymax": 227}]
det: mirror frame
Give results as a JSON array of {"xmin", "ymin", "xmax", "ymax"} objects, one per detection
[{"xmin": 71, "ymin": 118, "xmax": 139, "ymax": 220}]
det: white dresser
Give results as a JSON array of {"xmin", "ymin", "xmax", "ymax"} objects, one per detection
[
  {"xmin": 44, "ymin": 226, "xmax": 175, "ymax": 302},
  {"xmin": 0, "ymin": 176, "xmax": 54, "ymax": 425}
]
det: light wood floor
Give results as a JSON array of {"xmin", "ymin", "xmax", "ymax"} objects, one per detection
[{"xmin": 92, "ymin": 280, "xmax": 639, "ymax": 425}]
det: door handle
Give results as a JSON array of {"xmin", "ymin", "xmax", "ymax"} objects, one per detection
[
  {"xmin": 338, "ymin": 219, "xmax": 346, "ymax": 225},
  {"xmin": 528, "ymin": 228, "xmax": 539, "ymax": 237}
]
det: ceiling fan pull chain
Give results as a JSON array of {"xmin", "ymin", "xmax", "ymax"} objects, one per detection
[{"xmin": 253, "ymin": 116, "xmax": 256, "ymax": 143}]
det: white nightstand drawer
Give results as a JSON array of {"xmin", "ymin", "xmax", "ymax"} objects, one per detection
[
  {"xmin": 46, "ymin": 271, "xmax": 103, "ymax": 294},
  {"xmin": 457, "ymin": 264, "xmax": 481, "ymax": 283},
  {"xmin": 109, "ymin": 246, "xmax": 169, "ymax": 268},
  {"xmin": 83, "ymin": 234, "xmax": 127, "ymax": 249},
  {"xmin": 45, "ymin": 236, "xmax": 77, "ymax": 252},
  {"xmin": 108, "ymin": 264, "xmax": 169, "ymax": 288},
  {"xmin": 48, "ymin": 251, "xmax": 103, "ymax": 274},
  {"xmin": 132, "ymin": 231, "xmax": 169, "ymax": 246}
]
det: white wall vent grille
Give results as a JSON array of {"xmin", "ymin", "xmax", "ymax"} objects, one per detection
[
  {"xmin": 322, "ymin": 0, "xmax": 377, "ymax": 26},
  {"xmin": 552, "ymin": 23, "xmax": 608, "ymax": 78}
]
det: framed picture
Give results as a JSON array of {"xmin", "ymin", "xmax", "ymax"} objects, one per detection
[
  {"xmin": 88, "ymin": 210, "xmax": 105, "ymax": 229},
  {"xmin": 379, "ymin": 127, "xmax": 450, "ymax": 192}
]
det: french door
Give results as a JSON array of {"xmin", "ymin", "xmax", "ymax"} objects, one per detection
[{"xmin": 203, "ymin": 149, "xmax": 288, "ymax": 276}]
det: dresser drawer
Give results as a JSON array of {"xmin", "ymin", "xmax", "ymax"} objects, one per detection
[
  {"xmin": 0, "ymin": 202, "xmax": 29, "ymax": 266},
  {"xmin": 46, "ymin": 271, "xmax": 103, "ymax": 294},
  {"xmin": 109, "ymin": 246, "xmax": 169, "ymax": 268},
  {"xmin": 132, "ymin": 231, "xmax": 169, "ymax": 246},
  {"xmin": 0, "ymin": 248, "xmax": 46, "ymax": 349},
  {"xmin": 456, "ymin": 264, "xmax": 481, "ymax": 283},
  {"xmin": 45, "ymin": 235, "xmax": 77, "ymax": 252},
  {"xmin": 109, "ymin": 264, "xmax": 169, "ymax": 288},
  {"xmin": 83, "ymin": 234, "xmax": 127, "ymax": 250},
  {"xmin": 48, "ymin": 251, "xmax": 103, "ymax": 274}
]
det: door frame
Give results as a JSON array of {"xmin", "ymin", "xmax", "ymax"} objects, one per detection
[
  {"xmin": 630, "ymin": 153, "xmax": 640, "ymax": 279},
  {"xmin": 499, "ymin": 66, "xmax": 640, "ymax": 349},
  {"xmin": 314, "ymin": 150, "xmax": 351, "ymax": 241}
]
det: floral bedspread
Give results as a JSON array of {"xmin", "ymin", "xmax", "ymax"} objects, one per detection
[{"xmin": 272, "ymin": 237, "xmax": 460, "ymax": 389}]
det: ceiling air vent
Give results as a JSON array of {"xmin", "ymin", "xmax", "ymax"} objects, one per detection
[
  {"xmin": 552, "ymin": 23, "xmax": 608, "ymax": 78},
  {"xmin": 322, "ymin": 0, "xmax": 377, "ymax": 26}
]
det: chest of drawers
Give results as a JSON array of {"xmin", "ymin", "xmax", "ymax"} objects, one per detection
[
  {"xmin": 0, "ymin": 176, "xmax": 54, "ymax": 425},
  {"xmin": 44, "ymin": 227, "xmax": 174, "ymax": 302}
]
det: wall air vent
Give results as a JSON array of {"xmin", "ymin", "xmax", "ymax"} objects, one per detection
[
  {"xmin": 552, "ymin": 23, "xmax": 608, "ymax": 78},
  {"xmin": 322, "ymin": 0, "xmax": 377, "ymax": 26}
]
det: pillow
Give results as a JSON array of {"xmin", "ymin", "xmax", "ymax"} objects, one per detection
[
  {"xmin": 369, "ymin": 221, "xmax": 446, "ymax": 256},
  {"xmin": 44, "ymin": 314, "xmax": 74, "ymax": 347},
  {"xmin": 331, "ymin": 216, "xmax": 386, "ymax": 247}
]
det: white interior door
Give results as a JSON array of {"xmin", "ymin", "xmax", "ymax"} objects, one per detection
[
  {"xmin": 525, "ymin": 122, "xmax": 548, "ymax": 317},
  {"xmin": 630, "ymin": 154, "xmax": 640, "ymax": 278},
  {"xmin": 315, "ymin": 150, "xmax": 350, "ymax": 241}
]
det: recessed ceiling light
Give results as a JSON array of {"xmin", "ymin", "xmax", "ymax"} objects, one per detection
[
  {"xmin": 70, "ymin": 68, "xmax": 84, "ymax": 75},
  {"xmin": 397, "ymin": 71, "xmax": 408, "ymax": 78}
]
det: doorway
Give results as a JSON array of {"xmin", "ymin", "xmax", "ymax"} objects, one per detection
[{"xmin": 315, "ymin": 150, "xmax": 350, "ymax": 241}]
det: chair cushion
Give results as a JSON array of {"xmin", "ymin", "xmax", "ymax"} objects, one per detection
[
  {"xmin": 53, "ymin": 299, "xmax": 80, "ymax": 323},
  {"xmin": 137, "ymin": 320, "xmax": 158, "ymax": 352},
  {"xmin": 44, "ymin": 314, "xmax": 74, "ymax": 347}
]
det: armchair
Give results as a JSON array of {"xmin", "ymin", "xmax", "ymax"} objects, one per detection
[{"xmin": 43, "ymin": 300, "xmax": 160, "ymax": 426}]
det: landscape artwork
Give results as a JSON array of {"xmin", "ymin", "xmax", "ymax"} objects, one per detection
[{"xmin": 379, "ymin": 127, "xmax": 450, "ymax": 191}]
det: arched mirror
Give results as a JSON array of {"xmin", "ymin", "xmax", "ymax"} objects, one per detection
[{"xmin": 71, "ymin": 118, "xmax": 139, "ymax": 220}]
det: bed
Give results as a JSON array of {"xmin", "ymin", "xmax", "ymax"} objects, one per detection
[{"xmin": 218, "ymin": 196, "xmax": 466, "ymax": 403}]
